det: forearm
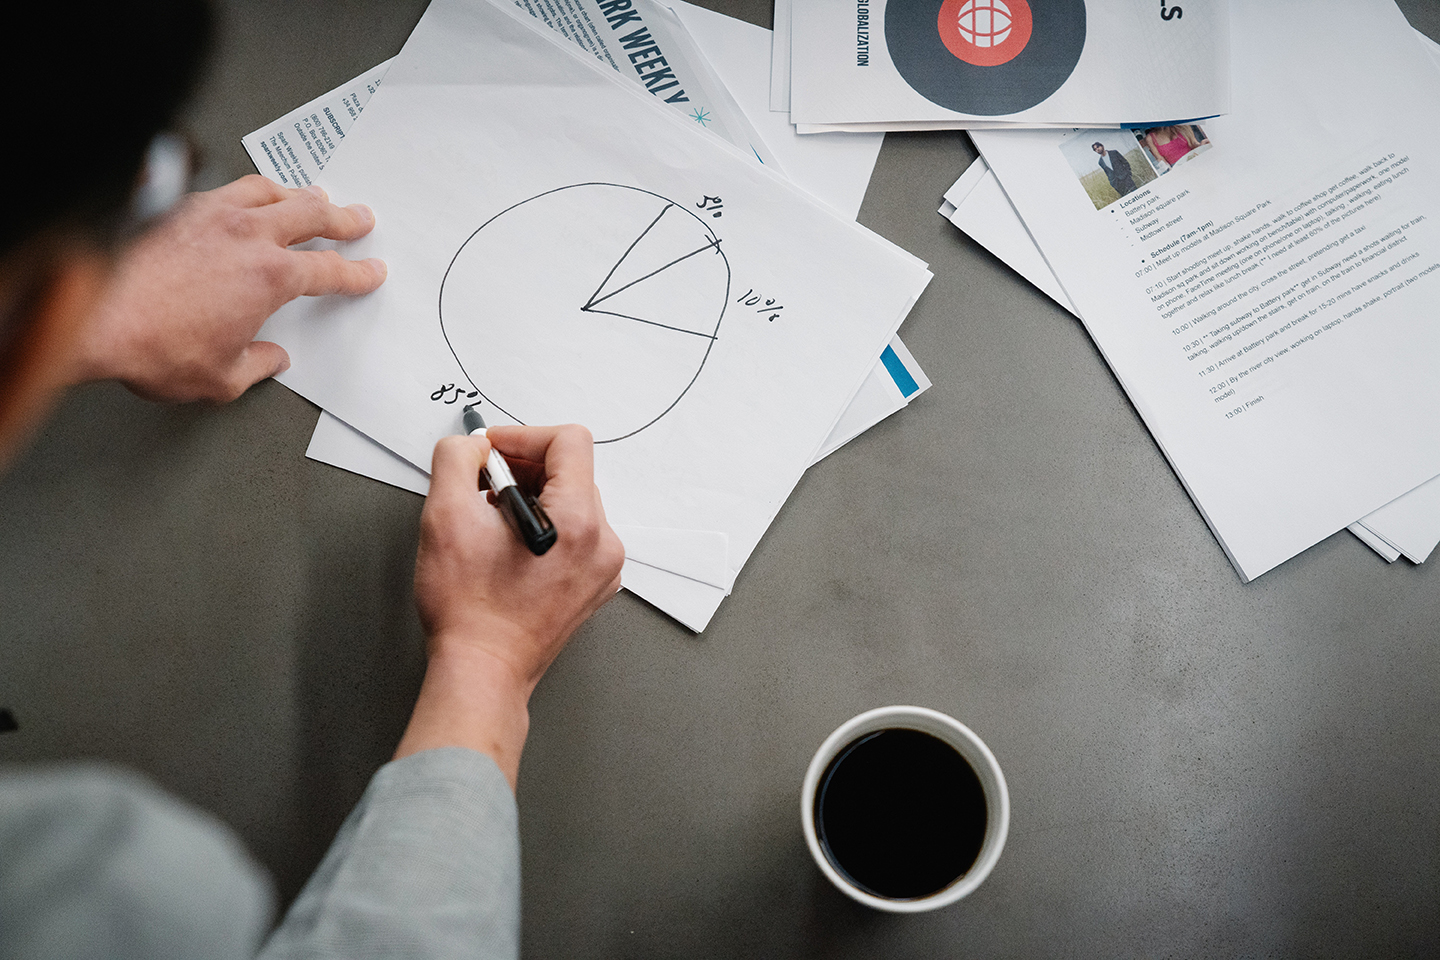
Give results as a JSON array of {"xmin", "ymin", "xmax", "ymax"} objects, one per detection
[{"xmin": 392, "ymin": 638, "xmax": 534, "ymax": 790}]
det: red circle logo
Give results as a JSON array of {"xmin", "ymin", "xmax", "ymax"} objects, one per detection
[{"xmin": 937, "ymin": 0, "xmax": 1033, "ymax": 67}]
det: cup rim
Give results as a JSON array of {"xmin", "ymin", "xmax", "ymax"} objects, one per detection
[{"xmin": 800, "ymin": 705, "xmax": 1010, "ymax": 913}]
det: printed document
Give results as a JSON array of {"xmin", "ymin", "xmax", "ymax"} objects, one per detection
[
  {"xmin": 942, "ymin": 151, "xmax": 1440, "ymax": 566},
  {"xmin": 972, "ymin": 0, "xmax": 1440, "ymax": 580},
  {"xmin": 243, "ymin": 61, "xmax": 393, "ymax": 189},
  {"xmin": 244, "ymin": 0, "xmax": 776, "ymax": 175},
  {"xmin": 505, "ymin": 0, "xmax": 781, "ymax": 165}
]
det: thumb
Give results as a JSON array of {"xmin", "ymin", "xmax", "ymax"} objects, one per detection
[{"xmin": 224, "ymin": 340, "xmax": 291, "ymax": 399}]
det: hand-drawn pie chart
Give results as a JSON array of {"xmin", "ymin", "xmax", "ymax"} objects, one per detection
[{"xmin": 439, "ymin": 183, "xmax": 730, "ymax": 443}]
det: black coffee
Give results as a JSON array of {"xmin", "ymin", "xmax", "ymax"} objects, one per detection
[{"xmin": 815, "ymin": 728, "xmax": 987, "ymax": 900}]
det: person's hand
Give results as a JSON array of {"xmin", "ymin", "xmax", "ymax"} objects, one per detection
[
  {"xmin": 398, "ymin": 424, "xmax": 625, "ymax": 785},
  {"xmin": 76, "ymin": 175, "xmax": 385, "ymax": 402},
  {"xmin": 415, "ymin": 424, "xmax": 625, "ymax": 678}
]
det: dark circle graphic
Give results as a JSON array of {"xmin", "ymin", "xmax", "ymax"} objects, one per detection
[
  {"xmin": 937, "ymin": 0, "xmax": 1032, "ymax": 67},
  {"xmin": 438, "ymin": 183, "xmax": 729, "ymax": 443},
  {"xmin": 886, "ymin": 0, "xmax": 1085, "ymax": 115}
]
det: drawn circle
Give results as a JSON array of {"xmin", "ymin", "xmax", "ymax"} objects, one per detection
[
  {"xmin": 937, "ymin": 0, "xmax": 1032, "ymax": 67},
  {"xmin": 439, "ymin": 184, "xmax": 729, "ymax": 443},
  {"xmin": 885, "ymin": 0, "xmax": 1085, "ymax": 115}
]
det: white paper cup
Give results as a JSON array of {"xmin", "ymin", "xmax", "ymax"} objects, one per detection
[{"xmin": 800, "ymin": 705, "xmax": 1010, "ymax": 912}]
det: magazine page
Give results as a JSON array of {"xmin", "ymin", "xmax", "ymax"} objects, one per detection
[{"xmin": 791, "ymin": 0, "xmax": 1228, "ymax": 128}]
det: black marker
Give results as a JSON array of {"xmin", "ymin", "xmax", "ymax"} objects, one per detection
[{"xmin": 462, "ymin": 405, "xmax": 557, "ymax": 556}]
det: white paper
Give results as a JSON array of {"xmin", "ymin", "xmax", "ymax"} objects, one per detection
[
  {"xmin": 941, "ymin": 153, "xmax": 989, "ymax": 209},
  {"xmin": 942, "ymin": 160, "xmax": 1073, "ymax": 311},
  {"xmin": 242, "ymin": 0, "xmax": 780, "ymax": 174},
  {"xmin": 1356, "ymin": 474, "xmax": 1440, "ymax": 564},
  {"xmin": 244, "ymin": 0, "xmax": 912, "ymax": 625},
  {"xmin": 307, "ymin": 413, "xmax": 432, "ymax": 496},
  {"xmin": 799, "ymin": 119, "xmax": 1118, "ymax": 134},
  {"xmin": 515, "ymin": 0, "xmax": 784, "ymax": 166},
  {"xmin": 267, "ymin": 2, "xmax": 915, "ymax": 627},
  {"xmin": 611, "ymin": 524, "xmax": 730, "ymax": 587},
  {"xmin": 815, "ymin": 338, "xmax": 930, "ymax": 458},
  {"xmin": 1347, "ymin": 30, "xmax": 1440, "ymax": 565},
  {"xmin": 790, "ymin": 0, "xmax": 1229, "ymax": 129},
  {"xmin": 946, "ymin": 26, "xmax": 1440, "ymax": 569},
  {"xmin": 944, "ymin": 25, "xmax": 1440, "ymax": 568},
  {"xmin": 260, "ymin": 0, "xmax": 931, "ymax": 631},
  {"xmin": 619, "ymin": 557, "xmax": 726, "ymax": 630},
  {"xmin": 527, "ymin": 0, "xmax": 768, "ymax": 153},
  {"xmin": 1348, "ymin": 521, "xmax": 1401, "ymax": 563},
  {"xmin": 970, "ymin": 0, "xmax": 1440, "ymax": 580},
  {"xmin": 668, "ymin": 0, "xmax": 884, "ymax": 220},
  {"xmin": 307, "ymin": 327, "xmax": 929, "ymax": 494},
  {"xmin": 302, "ymin": 416, "xmax": 733, "ymax": 580},
  {"xmin": 941, "ymin": 155, "xmax": 1437, "ymax": 564},
  {"xmin": 769, "ymin": 0, "xmax": 792, "ymax": 112}
]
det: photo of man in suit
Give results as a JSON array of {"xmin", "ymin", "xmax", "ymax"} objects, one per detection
[
  {"xmin": 1061, "ymin": 130, "xmax": 1159, "ymax": 211},
  {"xmin": 1093, "ymin": 141, "xmax": 1137, "ymax": 197}
]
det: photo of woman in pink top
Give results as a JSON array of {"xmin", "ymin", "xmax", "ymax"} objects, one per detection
[{"xmin": 1138, "ymin": 124, "xmax": 1210, "ymax": 172}]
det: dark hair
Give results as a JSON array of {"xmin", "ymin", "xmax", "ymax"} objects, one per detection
[
  {"xmin": 1091, "ymin": 141, "xmax": 1105, "ymax": 150},
  {"xmin": 2, "ymin": 1, "xmax": 214, "ymax": 258}
]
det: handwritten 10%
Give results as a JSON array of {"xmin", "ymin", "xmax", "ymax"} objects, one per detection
[{"xmin": 736, "ymin": 289, "xmax": 784, "ymax": 322}]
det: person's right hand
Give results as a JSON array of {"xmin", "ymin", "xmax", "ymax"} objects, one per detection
[{"xmin": 398, "ymin": 424, "xmax": 625, "ymax": 784}]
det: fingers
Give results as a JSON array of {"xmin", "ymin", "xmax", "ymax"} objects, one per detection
[
  {"xmin": 266, "ymin": 185, "xmax": 378, "ymax": 246},
  {"xmin": 426, "ymin": 435, "xmax": 516, "ymax": 546},
  {"xmin": 485, "ymin": 424, "xmax": 595, "ymax": 488},
  {"xmin": 221, "ymin": 341, "xmax": 291, "ymax": 400},
  {"xmin": 214, "ymin": 174, "xmax": 291, "ymax": 208},
  {"xmin": 429, "ymin": 434, "xmax": 492, "ymax": 501},
  {"xmin": 501, "ymin": 454, "xmax": 546, "ymax": 494},
  {"xmin": 210, "ymin": 178, "xmax": 377, "ymax": 246},
  {"xmin": 484, "ymin": 425, "xmax": 616, "ymax": 571},
  {"xmin": 288, "ymin": 249, "xmax": 387, "ymax": 297},
  {"xmin": 214, "ymin": 178, "xmax": 387, "ymax": 297}
]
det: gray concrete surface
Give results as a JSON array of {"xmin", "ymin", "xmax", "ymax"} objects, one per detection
[{"xmin": 2, "ymin": 1, "xmax": 1438, "ymax": 956}]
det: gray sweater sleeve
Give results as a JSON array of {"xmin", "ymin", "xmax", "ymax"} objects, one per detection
[
  {"xmin": 258, "ymin": 747, "xmax": 520, "ymax": 960},
  {"xmin": 0, "ymin": 763, "xmax": 275, "ymax": 960}
]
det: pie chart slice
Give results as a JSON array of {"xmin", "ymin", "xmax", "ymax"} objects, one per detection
[
  {"xmin": 584, "ymin": 203, "xmax": 726, "ymax": 337},
  {"xmin": 439, "ymin": 184, "xmax": 730, "ymax": 442}
]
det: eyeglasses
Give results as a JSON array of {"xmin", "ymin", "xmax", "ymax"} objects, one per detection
[{"xmin": 123, "ymin": 131, "xmax": 195, "ymax": 234}]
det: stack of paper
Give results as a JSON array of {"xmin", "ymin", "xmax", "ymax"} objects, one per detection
[
  {"xmin": 243, "ymin": 0, "xmax": 935, "ymax": 630},
  {"xmin": 940, "ymin": 0, "xmax": 1440, "ymax": 575},
  {"xmin": 771, "ymin": 0, "xmax": 1230, "ymax": 132}
]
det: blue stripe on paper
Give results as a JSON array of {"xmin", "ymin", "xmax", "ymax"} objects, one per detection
[{"xmin": 880, "ymin": 345, "xmax": 919, "ymax": 398}]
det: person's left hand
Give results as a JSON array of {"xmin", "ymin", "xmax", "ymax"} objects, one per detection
[{"xmin": 76, "ymin": 175, "xmax": 386, "ymax": 402}]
